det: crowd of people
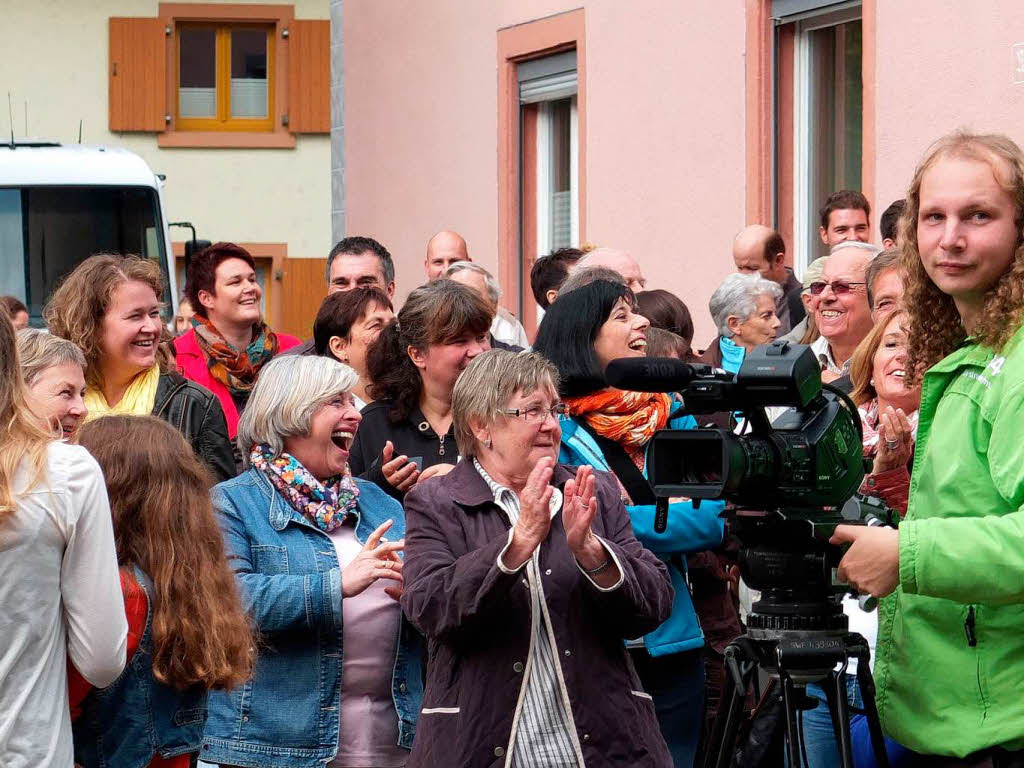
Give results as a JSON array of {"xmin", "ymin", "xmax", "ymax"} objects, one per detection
[{"xmin": 2, "ymin": 128, "xmax": 1024, "ymax": 768}]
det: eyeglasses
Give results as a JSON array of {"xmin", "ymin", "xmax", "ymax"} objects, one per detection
[
  {"xmin": 503, "ymin": 404, "xmax": 568, "ymax": 423},
  {"xmin": 809, "ymin": 280, "xmax": 866, "ymax": 296}
]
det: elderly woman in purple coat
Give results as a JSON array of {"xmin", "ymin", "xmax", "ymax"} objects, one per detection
[{"xmin": 401, "ymin": 349, "xmax": 675, "ymax": 768}]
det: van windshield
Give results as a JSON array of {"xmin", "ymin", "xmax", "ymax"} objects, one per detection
[{"xmin": 0, "ymin": 185, "xmax": 171, "ymax": 325}]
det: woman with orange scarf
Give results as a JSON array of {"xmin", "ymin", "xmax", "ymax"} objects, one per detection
[{"xmin": 533, "ymin": 280, "xmax": 726, "ymax": 768}]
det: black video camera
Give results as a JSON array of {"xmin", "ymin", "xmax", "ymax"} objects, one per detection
[{"xmin": 606, "ymin": 341, "xmax": 896, "ymax": 632}]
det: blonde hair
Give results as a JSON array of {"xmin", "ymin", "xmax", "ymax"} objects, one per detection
[
  {"xmin": 452, "ymin": 349, "xmax": 560, "ymax": 458},
  {"xmin": 900, "ymin": 131, "xmax": 1024, "ymax": 382},
  {"xmin": 849, "ymin": 310, "xmax": 909, "ymax": 406},
  {"xmin": 16, "ymin": 329, "xmax": 87, "ymax": 387},
  {"xmin": 0, "ymin": 306, "xmax": 55, "ymax": 521},
  {"xmin": 44, "ymin": 254, "xmax": 171, "ymax": 384}
]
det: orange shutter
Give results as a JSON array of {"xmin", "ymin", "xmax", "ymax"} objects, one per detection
[
  {"xmin": 288, "ymin": 20, "xmax": 330, "ymax": 133},
  {"xmin": 109, "ymin": 18, "xmax": 167, "ymax": 132},
  {"xmin": 280, "ymin": 257, "xmax": 328, "ymax": 338}
]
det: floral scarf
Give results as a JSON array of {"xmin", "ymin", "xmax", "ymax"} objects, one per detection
[
  {"xmin": 857, "ymin": 399, "xmax": 920, "ymax": 456},
  {"xmin": 250, "ymin": 444, "xmax": 359, "ymax": 532},
  {"xmin": 192, "ymin": 315, "xmax": 280, "ymax": 398},
  {"xmin": 565, "ymin": 388, "xmax": 672, "ymax": 469}
]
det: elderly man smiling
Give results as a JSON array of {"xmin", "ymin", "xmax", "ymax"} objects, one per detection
[{"xmin": 810, "ymin": 241, "xmax": 880, "ymax": 381}]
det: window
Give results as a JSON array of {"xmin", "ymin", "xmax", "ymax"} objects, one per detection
[
  {"xmin": 109, "ymin": 6, "xmax": 330, "ymax": 148},
  {"xmin": 771, "ymin": 1, "xmax": 864, "ymax": 270},
  {"xmin": 519, "ymin": 52, "xmax": 579, "ymax": 325},
  {"xmin": 177, "ymin": 24, "xmax": 274, "ymax": 132},
  {"xmin": 0, "ymin": 186, "xmax": 171, "ymax": 323}
]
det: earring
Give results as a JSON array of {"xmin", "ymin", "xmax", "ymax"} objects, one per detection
[
  {"xmin": 869, "ymin": 378, "xmax": 875, "ymax": 387},
  {"xmin": 483, "ymin": 436, "xmax": 492, "ymax": 449}
]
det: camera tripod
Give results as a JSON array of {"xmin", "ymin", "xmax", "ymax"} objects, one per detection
[{"xmin": 703, "ymin": 624, "xmax": 891, "ymax": 768}]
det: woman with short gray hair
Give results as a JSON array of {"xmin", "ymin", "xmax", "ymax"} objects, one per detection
[
  {"xmin": 401, "ymin": 348, "xmax": 674, "ymax": 768},
  {"xmin": 17, "ymin": 328, "xmax": 88, "ymax": 440},
  {"xmin": 700, "ymin": 272, "xmax": 783, "ymax": 374},
  {"xmin": 203, "ymin": 354, "xmax": 423, "ymax": 767}
]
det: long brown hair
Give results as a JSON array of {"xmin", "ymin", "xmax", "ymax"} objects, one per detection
[
  {"xmin": 76, "ymin": 415, "xmax": 254, "ymax": 690},
  {"xmin": 44, "ymin": 254, "xmax": 172, "ymax": 385},
  {"xmin": 0, "ymin": 306, "xmax": 54, "ymax": 522},
  {"xmin": 900, "ymin": 131, "xmax": 1024, "ymax": 383}
]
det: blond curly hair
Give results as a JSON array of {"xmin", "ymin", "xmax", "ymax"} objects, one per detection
[{"xmin": 900, "ymin": 131, "xmax": 1024, "ymax": 384}]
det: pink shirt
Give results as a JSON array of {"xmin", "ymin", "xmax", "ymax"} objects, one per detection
[
  {"xmin": 173, "ymin": 328, "xmax": 301, "ymax": 439},
  {"xmin": 327, "ymin": 520, "xmax": 408, "ymax": 768}
]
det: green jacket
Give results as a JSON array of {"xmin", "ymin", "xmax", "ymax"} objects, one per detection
[{"xmin": 874, "ymin": 323, "xmax": 1024, "ymax": 756}]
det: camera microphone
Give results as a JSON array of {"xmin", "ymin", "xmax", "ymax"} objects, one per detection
[{"xmin": 604, "ymin": 357, "xmax": 711, "ymax": 392}]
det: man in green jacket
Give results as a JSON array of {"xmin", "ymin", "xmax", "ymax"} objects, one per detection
[{"xmin": 832, "ymin": 131, "xmax": 1024, "ymax": 764}]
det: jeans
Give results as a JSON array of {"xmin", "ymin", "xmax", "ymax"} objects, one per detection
[
  {"xmin": 799, "ymin": 675, "xmax": 913, "ymax": 768},
  {"xmin": 631, "ymin": 648, "xmax": 706, "ymax": 768}
]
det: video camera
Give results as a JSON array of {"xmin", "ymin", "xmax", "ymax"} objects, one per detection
[{"xmin": 606, "ymin": 341, "xmax": 897, "ymax": 632}]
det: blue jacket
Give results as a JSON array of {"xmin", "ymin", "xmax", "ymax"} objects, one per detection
[
  {"xmin": 73, "ymin": 566, "xmax": 206, "ymax": 768},
  {"xmin": 558, "ymin": 411, "xmax": 726, "ymax": 656},
  {"xmin": 201, "ymin": 470, "xmax": 424, "ymax": 768}
]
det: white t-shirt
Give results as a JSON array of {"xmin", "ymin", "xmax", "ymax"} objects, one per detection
[{"xmin": 0, "ymin": 442, "xmax": 127, "ymax": 768}]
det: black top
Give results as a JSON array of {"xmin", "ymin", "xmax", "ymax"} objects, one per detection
[
  {"xmin": 152, "ymin": 372, "xmax": 236, "ymax": 481},
  {"xmin": 349, "ymin": 399, "xmax": 459, "ymax": 500}
]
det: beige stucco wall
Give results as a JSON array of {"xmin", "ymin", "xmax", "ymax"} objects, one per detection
[
  {"xmin": 874, "ymin": 0, "xmax": 1024, "ymax": 233},
  {"xmin": 343, "ymin": 0, "xmax": 748, "ymax": 344},
  {"xmin": 2, "ymin": 0, "xmax": 331, "ymax": 260}
]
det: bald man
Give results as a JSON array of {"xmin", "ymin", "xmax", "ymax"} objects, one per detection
[
  {"xmin": 732, "ymin": 225, "xmax": 804, "ymax": 334},
  {"xmin": 571, "ymin": 248, "xmax": 646, "ymax": 292},
  {"xmin": 425, "ymin": 230, "xmax": 472, "ymax": 281}
]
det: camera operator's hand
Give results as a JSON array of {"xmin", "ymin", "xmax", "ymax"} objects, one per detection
[
  {"xmin": 872, "ymin": 406, "xmax": 914, "ymax": 474},
  {"xmin": 501, "ymin": 458, "xmax": 554, "ymax": 571},
  {"xmin": 831, "ymin": 525, "xmax": 900, "ymax": 598}
]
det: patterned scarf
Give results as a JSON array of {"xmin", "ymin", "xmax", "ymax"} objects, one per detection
[
  {"xmin": 192, "ymin": 315, "xmax": 280, "ymax": 398},
  {"xmin": 565, "ymin": 388, "xmax": 672, "ymax": 469},
  {"xmin": 857, "ymin": 399, "xmax": 920, "ymax": 456},
  {"xmin": 250, "ymin": 444, "xmax": 359, "ymax": 532}
]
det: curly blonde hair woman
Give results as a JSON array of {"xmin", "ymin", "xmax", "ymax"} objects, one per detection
[{"xmin": 0, "ymin": 305, "xmax": 127, "ymax": 768}]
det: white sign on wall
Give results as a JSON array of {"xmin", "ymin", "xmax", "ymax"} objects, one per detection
[{"xmin": 1014, "ymin": 42, "xmax": 1024, "ymax": 84}]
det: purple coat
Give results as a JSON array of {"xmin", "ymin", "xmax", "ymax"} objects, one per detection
[{"xmin": 400, "ymin": 459, "xmax": 675, "ymax": 768}]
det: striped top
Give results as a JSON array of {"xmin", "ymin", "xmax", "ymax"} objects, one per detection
[{"xmin": 474, "ymin": 460, "xmax": 581, "ymax": 768}]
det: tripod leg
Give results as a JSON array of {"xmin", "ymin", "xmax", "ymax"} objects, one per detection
[
  {"xmin": 704, "ymin": 649, "xmax": 750, "ymax": 768},
  {"xmin": 855, "ymin": 653, "xmax": 891, "ymax": 768},
  {"xmin": 820, "ymin": 673, "xmax": 845, "ymax": 756},
  {"xmin": 829, "ymin": 670, "xmax": 855, "ymax": 768},
  {"xmin": 780, "ymin": 672, "xmax": 806, "ymax": 768}
]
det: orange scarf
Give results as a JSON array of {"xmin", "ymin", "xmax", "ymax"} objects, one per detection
[{"xmin": 565, "ymin": 389, "xmax": 672, "ymax": 469}]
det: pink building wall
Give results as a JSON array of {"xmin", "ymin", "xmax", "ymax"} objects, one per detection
[
  {"xmin": 343, "ymin": 1, "xmax": 748, "ymax": 345},
  {"xmin": 874, "ymin": 0, "xmax": 1024, "ymax": 231}
]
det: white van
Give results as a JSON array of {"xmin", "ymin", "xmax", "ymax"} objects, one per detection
[{"xmin": 0, "ymin": 141, "xmax": 178, "ymax": 324}]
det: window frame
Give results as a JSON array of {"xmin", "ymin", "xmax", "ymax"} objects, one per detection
[
  {"xmin": 158, "ymin": 3, "xmax": 295, "ymax": 149},
  {"xmin": 175, "ymin": 22, "xmax": 275, "ymax": 133}
]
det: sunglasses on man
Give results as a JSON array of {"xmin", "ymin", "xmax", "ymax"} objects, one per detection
[{"xmin": 809, "ymin": 280, "xmax": 866, "ymax": 296}]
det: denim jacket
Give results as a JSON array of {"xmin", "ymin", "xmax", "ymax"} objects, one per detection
[
  {"xmin": 558, "ymin": 409, "xmax": 726, "ymax": 656},
  {"xmin": 73, "ymin": 566, "xmax": 206, "ymax": 768},
  {"xmin": 201, "ymin": 469, "xmax": 424, "ymax": 768}
]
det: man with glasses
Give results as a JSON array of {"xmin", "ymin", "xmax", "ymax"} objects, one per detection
[{"xmin": 810, "ymin": 241, "xmax": 882, "ymax": 381}]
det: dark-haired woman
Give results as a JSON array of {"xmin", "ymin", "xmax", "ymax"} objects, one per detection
[
  {"xmin": 173, "ymin": 243, "xmax": 301, "ymax": 445},
  {"xmin": 534, "ymin": 279, "xmax": 726, "ymax": 768},
  {"xmin": 348, "ymin": 280, "xmax": 492, "ymax": 499},
  {"xmin": 69, "ymin": 416, "xmax": 253, "ymax": 768},
  {"xmin": 314, "ymin": 287, "xmax": 395, "ymax": 410},
  {"xmin": 635, "ymin": 289, "xmax": 695, "ymax": 349}
]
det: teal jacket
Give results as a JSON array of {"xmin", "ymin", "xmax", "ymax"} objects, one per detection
[
  {"xmin": 558, "ymin": 410, "xmax": 726, "ymax": 656},
  {"xmin": 874, "ymin": 324, "xmax": 1024, "ymax": 756}
]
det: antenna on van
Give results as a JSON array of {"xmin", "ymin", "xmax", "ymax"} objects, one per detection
[
  {"xmin": 7, "ymin": 92, "xmax": 14, "ymax": 148},
  {"xmin": 78, "ymin": 120, "xmax": 82, "ymax": 144}
]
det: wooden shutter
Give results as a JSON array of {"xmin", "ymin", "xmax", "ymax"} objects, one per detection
[
  {"xmin": 280, "ymin": 257, "xmax": 328, "ymax": 338},
  {"xmin": 109, "ymin": 18, "xmax": 167, "ymax": 132},
  {"xmin": 288, "ymin": 20, "xmax": 330, "ymax": 133}
]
